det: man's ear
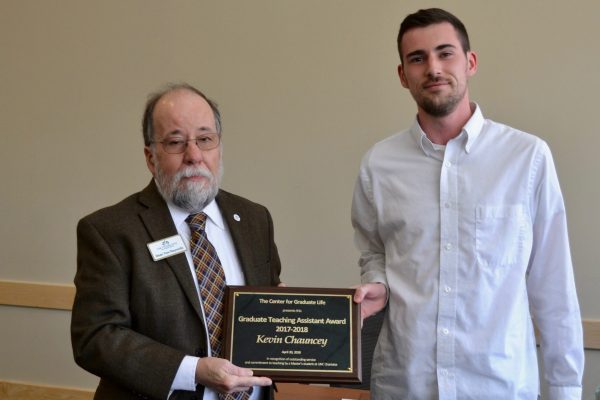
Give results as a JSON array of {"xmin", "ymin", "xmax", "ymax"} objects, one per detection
[
  {"xmin": 398, "ymin": 64, "xmax": 409, "ymax": 88},
  {"xmin": 467, "ymin": 50, "xmax": 478, "ymax": 77},
  {"xmin": 144, "ymin": 146, "xmax": 157, "ymax": 176}
]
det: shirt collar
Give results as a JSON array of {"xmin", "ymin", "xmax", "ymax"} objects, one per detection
[
  {"xmin": 462, "ymin": 103, "xmax": 484, "ymax": 153},
  {"xmin": 411, "ymin": 103, "xmax": 485, "ymax": 156},
  {"xmin": 166, "ymin": 197, "xmax": 225, "ymax": 232}
]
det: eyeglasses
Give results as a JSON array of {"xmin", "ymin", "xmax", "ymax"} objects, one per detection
[{"xmin": 151, "ymin": 133, "xmax": 221, "ymax": 154}]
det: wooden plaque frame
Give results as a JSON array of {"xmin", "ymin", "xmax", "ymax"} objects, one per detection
[{"xmin": 223, "ymin": 286, "xmax": 361, "ymax": 384}]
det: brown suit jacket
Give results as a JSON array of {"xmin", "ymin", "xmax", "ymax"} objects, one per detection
[{"xmin": 71, "ymin": 181, "xmax": 281, "ymax": 400}]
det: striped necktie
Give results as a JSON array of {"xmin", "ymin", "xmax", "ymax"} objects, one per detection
[{"xmin": 186, "ymin": 213, "xmax": 251, "ymax": 400}]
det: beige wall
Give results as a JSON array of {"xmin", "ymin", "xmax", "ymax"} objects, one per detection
[{"xmin": 1, "ymin": 0, "xmax": 598, "ymax": 397}]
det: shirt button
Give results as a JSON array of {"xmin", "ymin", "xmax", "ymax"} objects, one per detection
[
  {"xmin": 445, "ymin": 243, "xmax": 452, "ymax": 251},
  {"xmin": 444, "ymin": 286, "xmax": 452, "ymax": 293},
  {"xmin": 442, "ymin": 328, "xmax": 450, "ymax": 335},
  {"xmin": 445, "ymin": 161, "xmax": 452, "ymax": 168}
]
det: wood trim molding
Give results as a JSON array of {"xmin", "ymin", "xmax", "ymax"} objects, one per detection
[
  {"xmin": 583, "ymin": 319, "xmax": 600, "ymax": 350},
  {"xmin": 0, "ymin": 279, "xmax": 599, "ymax": 350},
  {"xmin": 0, "ymin": 381, "xmax": 370, "ymax": 400},
  {"xmin": 0, "ymin": 380, "xmax": 93, "ymax": 400},
  {"xmin": 0, "ymin": 280, "xmax": 75, "ymax": 311}
]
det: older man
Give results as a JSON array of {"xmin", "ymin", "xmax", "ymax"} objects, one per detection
[{"xmin": 72, "ymin": 83, "xmax": 281, "ymax": 400}]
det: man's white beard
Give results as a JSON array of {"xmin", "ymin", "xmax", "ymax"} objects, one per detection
[{"xmin": 155, "ymin": 162, "xmax": 222, "ymax": 213}]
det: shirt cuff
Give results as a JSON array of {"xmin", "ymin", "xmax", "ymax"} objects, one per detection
[
  {"xmin": 376, "ymin": 281, "xmax": 389, "ymax": 309},
  {"xmin": 170, "ymin": 355, "xmax": 199, "ymax": 392},
  {"xmin": 547, "ymin": 385, "xmax": 582, "ymax": 400}
]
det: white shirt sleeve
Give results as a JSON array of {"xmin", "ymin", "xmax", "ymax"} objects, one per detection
[
  {"xmin": 525, "ymin": 142, "xmax": 584, "ymax": 399},
  {"xmin": 351, "ymin": 152, "xmax": 388, "ymax": 287},
  {"xmin": 168, "ymin": 356, "xmax": 199, "ymax": 398}
]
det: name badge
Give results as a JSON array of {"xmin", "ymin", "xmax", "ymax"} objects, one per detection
[{"xmin": 147, "ymin": 235, "xmax": 187, "ymax": 261}]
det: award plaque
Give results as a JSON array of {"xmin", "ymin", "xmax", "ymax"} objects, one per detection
[{"xmin": 223, "ymin": 286, "xmax": 361, "ymax": 384}]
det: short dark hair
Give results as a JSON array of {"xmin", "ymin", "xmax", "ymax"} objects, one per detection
[
  {"xmin": 397, "ymin": 8, "xmax": 470, "ymax": 63},
  {"xmin": 142, "ymin": 83, "xmax": 222, "ymax": 146}
]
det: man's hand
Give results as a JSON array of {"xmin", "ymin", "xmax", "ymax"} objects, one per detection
[
  {"xmin": 353, "ymin": 283, "xmax": 387, "ymax": 323},
  {"xmin": 195, "ymin": 357, "xmax": 272, "ymax": 394}
]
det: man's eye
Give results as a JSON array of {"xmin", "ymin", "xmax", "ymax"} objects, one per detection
[
  {"xmin": 167, "ymin": 139, "xmax": 185, "ymax": 146},
  {"xmin": 197, "ymin": 136, "xmax": 212, "ymax": 143},
  {"xmin": 408, "ymin": 56, "xmax": 423, "ymax": 63}
]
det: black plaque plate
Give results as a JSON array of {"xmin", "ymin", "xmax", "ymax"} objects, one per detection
[{"xmin": 223, "ymin": 286, "xmax": 361, "ymax": 383}]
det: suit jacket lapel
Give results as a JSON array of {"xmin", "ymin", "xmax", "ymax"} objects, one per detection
[
  {"xmin": 138, "ymin": 180, "xmax": 204, "ymax": 320},
  {"xmin": 216, "ymin": 190, "xmax": 257, "ymax": 284}
]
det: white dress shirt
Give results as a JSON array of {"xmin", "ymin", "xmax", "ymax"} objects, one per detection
[
  {"xmin": 167, "ymin": 199, "xmax": 262, "ymax": 400},
  {"xmin": 351, "ymin": 105, "xmax": 584, "ymax": 400}
]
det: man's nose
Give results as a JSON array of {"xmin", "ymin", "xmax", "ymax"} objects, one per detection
[
  {"xmin": 183, "ymin": 139, "xmax": 205, "ymax": 163},
  {"xmin": 426, "ymin": 58, "xmax": 442, "ymax": 77}
]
